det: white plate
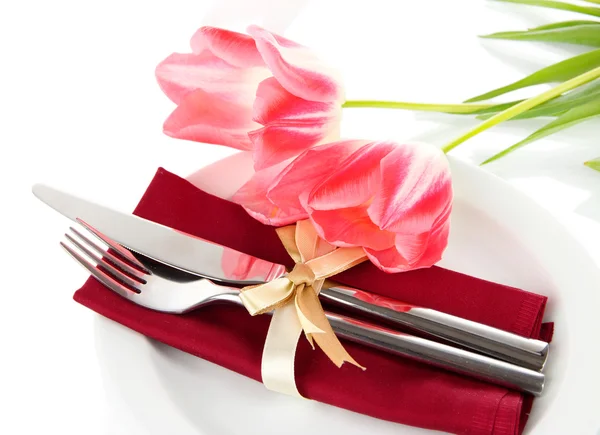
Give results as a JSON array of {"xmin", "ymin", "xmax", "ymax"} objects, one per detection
[{"xmin": 94, "ymin": 151, "xmax": 600, "ymax": 435}]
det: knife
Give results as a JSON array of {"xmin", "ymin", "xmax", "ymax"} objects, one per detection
[{"xmin": 33, "ymin": 183, "xmax": 549, "ymax": 371}]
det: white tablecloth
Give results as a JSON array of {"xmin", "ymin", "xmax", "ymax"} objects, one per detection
[{"xmin": 2, "ymin": 0, "xmax": 599, "ymax": 433}]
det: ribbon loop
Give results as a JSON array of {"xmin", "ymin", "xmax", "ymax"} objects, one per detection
[{"xmin": 239, "ymin": 219, "xmax": 368, "ymax": 397}]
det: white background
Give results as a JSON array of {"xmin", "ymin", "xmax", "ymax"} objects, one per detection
[{"xmin": 1, "ymin": 0, "xmax": 599, "ymax": 434}]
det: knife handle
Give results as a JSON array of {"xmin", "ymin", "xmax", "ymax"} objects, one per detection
[
  {"xmin": 324, "ymin": 312, "xmax": 544, "ymax": 396},
  {"xmin": 226, "ymin": 293, "xmax": 544, "ymax": 395},
  {"xmin": 320, "ymin": 286, "xmax": 549, "ymax": 371}
]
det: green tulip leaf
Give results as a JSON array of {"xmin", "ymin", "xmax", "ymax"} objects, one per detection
[
  {"xmin": 481, "ymin": 98, "xmax": 600, "ymax": 164},
  {"xmin": 442, "ymin": 66, "xmax": 600, "ymax": 153},
  {"xmin": 584, "ymin": 157, "xmax": 600, "ymax": 172},
  {"xmin": 340, "ymin": 100, "xmax": 500, "ymax": 113},
  {"xmin": 481, "ymin": 22, "xmax": 600, "ymax": 47},
  {"xmin": 468, "ymin": 100, "xmax": 523, "ymax": 114},
  {"xmin": 465, "ymin": 48, "xmax": 600, "ymax": 102},
  {"xmin": 492, "ymin": 0, "xmax": 600, "ymax": 17},
  {"xmin": 476, "ymin": 79, "xmax": 600, "ymax": 119},
  {"xmin": 533, "ymin": 20, "xmax": 600, "ymax": 30}
]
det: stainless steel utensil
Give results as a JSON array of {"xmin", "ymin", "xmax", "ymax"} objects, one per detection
[
  {"xmin": 33, "ymin": 183, "xmax": 549, "ymax": 371},
  {"xmin": 60, "ymin": 220, "xmax": 545, "ymax": 395}
]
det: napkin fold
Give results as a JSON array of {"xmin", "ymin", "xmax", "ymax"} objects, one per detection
[{"xmin": 73, "ymin": 168, "xmax": 553, "ymax": 435}]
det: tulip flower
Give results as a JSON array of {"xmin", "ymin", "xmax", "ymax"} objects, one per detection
[
  {"xmin": 233, "ymin": 140, "xmax": 453, "ymax": 273},
  {"xmin": 156, "ymin": 25, "xmax": 343, "ymax": 170}
]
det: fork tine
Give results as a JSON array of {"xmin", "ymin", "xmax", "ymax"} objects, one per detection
[
  {"xmin": 69, "ymin": 226, "xmax": 148, "ymax": 283},
  {"xmin": 76, "ymin": 218, "xmax": 150, "ymax": 274},
  {"xmin": 60, "ymin": 240, "xmax": 139, "ymax": 298},
  {"xmin": 64, "ymin": 232, "xmax": 142, "ymax": 293}
]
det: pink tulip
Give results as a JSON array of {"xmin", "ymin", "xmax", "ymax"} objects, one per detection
[
  {"xmin": 156, "ymin": 26, "xmax": 343, "ymax": 169},
  {"xmin": 233, "ymin": 140, "xmax": 453, "ymax": 273}
]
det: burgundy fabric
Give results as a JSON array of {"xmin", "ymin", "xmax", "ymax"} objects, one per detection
[{"xmin": 73, "ymin": 168, "xmax": 553, "ymax": 434}]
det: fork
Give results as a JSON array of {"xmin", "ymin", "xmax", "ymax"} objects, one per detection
[{"xmin": 60, "ymin": 221, "xmax": 545, "ymax": 395}]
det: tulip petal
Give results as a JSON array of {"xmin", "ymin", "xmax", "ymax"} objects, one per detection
[
  {"xmin": 368, "ymin": 143, "xmax": 453, "ymax": 234},
  {"xmin": 250, "ymin": 124, "xmax": 337, "ymax": 170},
  {"xmin": 307, "ymin": 141, "xmax": 397, "ymax": 211},
  {"xmin": 364, "ymin": 246, "xmax": 411, "ymax": 273},
  {"xmin": 415, "ymin": 209, "xmax": 451, "ymax": 267},
  {"xmin": 250, "ymin": 77, "xmax": 342, "ymax": 169},
  {"xmin": 413, "ymin": 198, "xmax": 452, "ymax": 265},
  {"xmin": 393, "ymin": 232, "xmax": 432, "ymax": 265},
  {"xmin": 232, "ymin": 160, "xmax": 308, "ymax": 225},
  {"xmin": 366, "ymin": 200, "xmax": 451, "ymax": 273},
  {"xmin": 309, "ymin": 206, "xmax": 396, "ymax": 250},
  {"xmin": 190, "ymin": 26, "xmax": 264, "ymax": 67},
  {"xmin": 367, "ymin": 227, "xmax": 449, "ymax": 273},
  {"xmin": 266, "ymin": 140, "xmax": 368, "ymax": 214},
  {"xmin": 163, "ymin": 88, "xmax": 257, "ymax": 150},
  {"xmin": 253, "ymin": 77, "xmax": 341, "ymax": 125},
  {"xmin": 156, "ymin": 52, "xmax": 269, "ymax": 105},
  {"xmin": 247, "ymin": 25, "xmax": 344, "ymax": 103}
]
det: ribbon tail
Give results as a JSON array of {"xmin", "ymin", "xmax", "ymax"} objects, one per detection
[
  {"xmin": 293, "ymin": 284, "xmax": 320, "ymax": 350},
  {"xmin": 296, "ymin": 284, "xmax": 365, "ymax": 370},
  {"xmin": 261, "ymin": 303, "xmax": 304, "ymax": 397}
]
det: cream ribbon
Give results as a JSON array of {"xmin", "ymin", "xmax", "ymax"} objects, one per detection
[{"xmin": 239, "ymin": 219, "xmax": 368, "ymax": 397}]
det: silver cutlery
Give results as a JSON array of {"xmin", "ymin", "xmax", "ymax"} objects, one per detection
[
  {"xmin": 33, "ymin": 183, "xmax": 550, "ymax": 371},
  {"xmin": 61, "ymin": 220, "xmax": 545, "ymax": 395}
]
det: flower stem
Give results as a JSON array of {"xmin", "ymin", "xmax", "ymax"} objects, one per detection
[
  {"xmin": 440, "ymin": 65, "xmax": 600, "ymax": 153},
  {"xmin": 342, "ymin": 100, "xmax": 496, "ymax": 113}
]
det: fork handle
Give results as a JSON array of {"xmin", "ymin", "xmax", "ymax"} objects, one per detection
[{"xmin": 323, "ymin": 312, "xmax": 544, "ymax": 396}]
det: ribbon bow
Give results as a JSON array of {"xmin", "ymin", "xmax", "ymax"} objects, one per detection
[{"xmin": 239, "ymin": 219, "xmax": 367, "ymax": 397}]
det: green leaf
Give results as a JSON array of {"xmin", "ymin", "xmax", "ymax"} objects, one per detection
[
  {"xmin": 465, "ymin": 48, "xmax": 600, "ymax": 102},
  {"xmin": 492, "ymin": 0, "xmax": 600, "ymax": 17},
  {"xmin": 481, "ymin": 22, "xmax": 600, "ymax": 47},
  {"xmin": 341, "ymin": 100, "xmax": 498, "ymax": 113},
  {"xmin": 442, "ymin": 66, "xmax": 600, "ymax": 153},
  {"xmin": 533, "ymin": 20, "xmax": 600, "ymax": 30},
  {"xmin": 481, "ymin": 98, "xmax": 600, "ymax": 164},
  {"xmin": 584, "ymin": 157, "xmax": 600, "ymax": 172},
  {"xmin": 584, "ymin": 0, "xmax": 600, "ymax": 5},
  {"xmin": 477, "ymin": 79, "xmax": 600, "ymax": 119},
  {"xmin": 469, "ymin": 100, "xmax": 524, "ymax": 114}
]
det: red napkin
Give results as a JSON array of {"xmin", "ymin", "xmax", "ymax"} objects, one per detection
[{"xmin": 74, "ymin": 168, "xmax": 552, "ymax": 435}]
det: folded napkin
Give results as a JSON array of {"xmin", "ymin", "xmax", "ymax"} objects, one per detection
[{"xmin": 74, "ymin": 168, "xmax": 553, "ymax": 435}]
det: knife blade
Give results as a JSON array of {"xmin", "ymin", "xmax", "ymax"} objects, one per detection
[
  {"xmin": 33, "ymin": 183, "xmax": 270, "ymax": 285},
  {"xmin": 33, "ymin": 183, "xmax": 549, "ymax": 371}
]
